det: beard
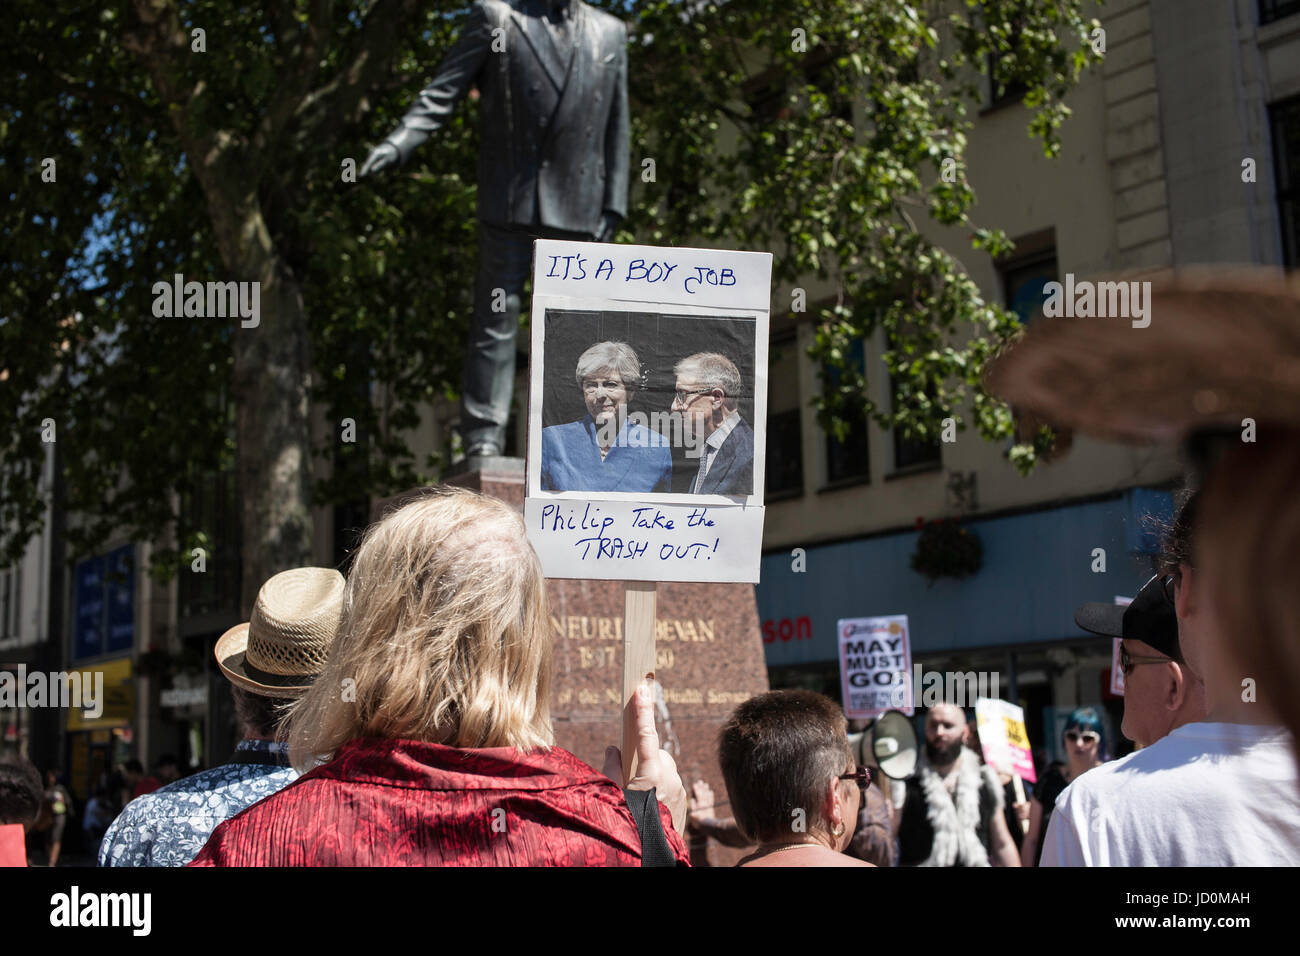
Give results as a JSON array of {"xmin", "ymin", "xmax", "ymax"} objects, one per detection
[{"xmin": 926, "ymin": 737, "xmax": 964, "ymax": 766}]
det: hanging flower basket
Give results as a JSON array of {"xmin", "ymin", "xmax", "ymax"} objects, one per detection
[{"xmin": 911, "ymin": 516, "xmax": 982, "ymax": 584}]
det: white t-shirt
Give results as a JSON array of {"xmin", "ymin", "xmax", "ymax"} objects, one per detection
[{"xmin": 1040, "ymin": 722, "xmax": 1300, "ymax": 866}]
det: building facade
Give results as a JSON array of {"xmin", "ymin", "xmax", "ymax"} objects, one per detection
[{"xmin": 755, "ymin": 0, "xmax": 1300, "ymax": 764}]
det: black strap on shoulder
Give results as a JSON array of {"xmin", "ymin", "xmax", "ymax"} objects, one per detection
[
  {"xmin": 228, "ymin": 747, "xmax": 292, "ymax": 767},
  {"xmin": 623, "ymin": 787, "xmax": 680, "ymax": 867}
]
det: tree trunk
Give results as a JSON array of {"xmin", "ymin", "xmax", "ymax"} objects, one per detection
[
  {"xmin": 231, "ymin": 226, "xmax": 314, "ymax": 617},
  {"xmin": 171, "ymin": 180, "xmax": 314, "ymax": 617}
]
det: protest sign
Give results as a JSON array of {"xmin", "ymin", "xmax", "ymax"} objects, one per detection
[
  {"xmin": 524, "ymin": 239, "xmax": 772, "ymax": 583},
  {"xmin": 837, "ymin": 615, "xmax": 913, "ymax": 719},
  {"xmin": 524, "ymin": 239, "xmax": 772, "ymax": 780},
  {"xmin": 975, "ymin": 697, "xmax": 1037, "ymax": 783}
]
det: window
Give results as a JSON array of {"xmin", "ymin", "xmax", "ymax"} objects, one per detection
[
  {"xmin": 766, "ymin": 335, "xmax": 804, "ymax": 499},
  {"xmin": 890, "ymin": 372, "xmax": 942, "ymax": 472},
  {"xmin": 1001, "ymin": 251, "xmax": 1058, "ymax": 325},
  {"xmin": 1260, "ymin": 0, "xmax": 1300, "ymax": 26},
  {"xmin": 767, "ymin": 410, "xmax": 804, "ymax": 498},
  {"xmin": 985, "ymin": 52, "xmax": 1030, "ymax": 110},
  {"xmin": 1270, "ymin": 94, "xmax": 1300, "ymax": 268},
  {"xmin": 998, "ymin": 235, "xmax": 1073, "ymax": 458},
  {"xmin": 983, "ymin": 14, "xmax": 1032, "ymax": 111},
  {"xmin": 823, "ymin": 338, "xmax": 870, "ymax": 486}
]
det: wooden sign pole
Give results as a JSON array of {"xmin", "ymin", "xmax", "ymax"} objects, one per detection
[
  {"xmin": 621, "ymin": 580, "xmax": 658, "ymax": 785},
  {"xmin": 1012, "ymin": 773, "xmax": 1029, "ymax": 833}
]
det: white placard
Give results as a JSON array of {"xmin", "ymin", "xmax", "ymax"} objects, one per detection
[
  {"xmin": 525, "ymin": 239, "xmax": 772, "ymax": 582},
  {"xmin": 531, "ymin": 241, "xmax": 773, "ymax": 310},
  {"xmin": 975, "ymin": 697, "xmax": 1036, "ymax": 783},
  {"xmin": 524, "ymin": 499, "xmax": 764, "ymax": 583},
  {"xmin": 837, "ymin": 615, "xmax": 913, "ymax": 718}
]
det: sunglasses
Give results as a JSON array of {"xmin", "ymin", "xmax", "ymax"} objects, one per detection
[
  {"xmin": 838, "ymin": 765, "xmax": 875, "ymax": 793},
  {"xmin": 1064, "ymin": 730, "xmax": 1100, "ymax": 746}
]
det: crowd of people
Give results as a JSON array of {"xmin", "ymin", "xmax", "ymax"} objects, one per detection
[
  {"xmin": 3, "ymin": 267, "xmax": 1300, "ymax": 867},
  {"xmin": 0, "ymin": 752, "xmax": 184, "ymax": 866},
  {"xmin": 3, "ymin": 472, "xmax": 1294, "ymax": 868}
]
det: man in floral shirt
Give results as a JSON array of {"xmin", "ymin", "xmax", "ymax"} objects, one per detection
[{"xmin": 99, "ymin": 567, "xmax": 345, "ymax": 866}]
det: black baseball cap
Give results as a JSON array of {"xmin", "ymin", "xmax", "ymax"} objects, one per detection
[{"xmin": 1074, "ymin": 574, "xmax": 1180, "ymax": 660}]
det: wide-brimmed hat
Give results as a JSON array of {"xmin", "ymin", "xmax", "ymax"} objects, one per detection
[
  {"xmin": 214, "ymin": 567, "xmax": 345, "ymax": 697},
  {"xmin": 984, "ymin": 267, "xmax": 1300, "ymax": 443}
]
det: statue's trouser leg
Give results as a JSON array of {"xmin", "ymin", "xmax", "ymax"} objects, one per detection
[{"xmin": 459, "ymin": 221, "xmax": 532, "ymax": 451}]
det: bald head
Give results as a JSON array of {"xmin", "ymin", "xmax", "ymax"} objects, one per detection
[{"xmin": 924, "ymin": 704, "xmax": 968, "ymax": 769}]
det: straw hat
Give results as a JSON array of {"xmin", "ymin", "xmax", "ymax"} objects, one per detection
[
  {"xmin": 214, "ymin": 567, "xmax": 346, "ymax": 697},
  {"xmin": 984, "ymin": 267, "xmax": 1300, "ymax": 443}
]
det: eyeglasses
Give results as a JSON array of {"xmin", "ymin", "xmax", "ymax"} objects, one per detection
[
  {"xmin": 837, "ymin": 765, "xmax": 875, "ymax": 793},
  {"xmin": 1064, "ymin": 730, "xmax": 1101, "ymax": 746},
  {"xmin": 672, "ymin": 386, "xmax": 713, "ymax": 406},
  {"xmin": 1119, "ymin": 643, "xmax": 1173, "ymax": 677}
]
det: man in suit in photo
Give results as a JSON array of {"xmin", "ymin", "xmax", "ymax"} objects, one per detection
[
  {"xmin": 671, "ymin": 352, "xmax": 754, "ymax": 496},
  {"xmin": 360, "ymin": 0, "xmax": 630, "ymax": 458}
]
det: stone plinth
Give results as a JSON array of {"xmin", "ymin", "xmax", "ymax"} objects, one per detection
[{"xmin": 375, "ymin": 460, "xmax": 768, "ymax": 865}]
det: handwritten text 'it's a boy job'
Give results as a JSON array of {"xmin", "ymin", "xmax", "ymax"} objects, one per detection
[{"xmin": 545, "ymin": 254, "xmax": 736, "ymax": 296}]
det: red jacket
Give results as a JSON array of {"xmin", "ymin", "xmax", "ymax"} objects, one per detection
[
  {"xmin": 189, "ymin": 737, "xmax": 689, "ymax": 866},
  {"xmin": 0, "ymin": 824, "xmax": 26, "ymax": 867}
]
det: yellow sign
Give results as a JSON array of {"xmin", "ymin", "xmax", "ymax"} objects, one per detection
[
  {"xmin": 1004, "ymin": 715, "xmax": 1030, "ymax": 749},
  {"xmin": 66, "ymin": 657, "xmax": 134, "ymax": 731}
]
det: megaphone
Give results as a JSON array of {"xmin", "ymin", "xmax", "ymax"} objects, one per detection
[{"xmin": 848, "ymin": 710, "xmax": 918, "ymax": 780}]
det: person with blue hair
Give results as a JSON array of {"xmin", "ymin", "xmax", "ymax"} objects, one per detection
[{"xmin": 1020, "ymin": 707, "xmax": 1107, "ymax": 866}]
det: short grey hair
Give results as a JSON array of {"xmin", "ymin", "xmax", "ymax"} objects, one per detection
[
  {"xmin": 674, "ymin": 352, "xmax": 742, "ymax": 410},
  {"xmin": 574, "ymin": 341, "xmax": 642, "ymax": 393}
]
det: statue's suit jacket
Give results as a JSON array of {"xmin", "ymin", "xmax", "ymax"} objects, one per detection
[{"xmin": 386, "ymin": 0, "xmax": 629, "ymax": 236}]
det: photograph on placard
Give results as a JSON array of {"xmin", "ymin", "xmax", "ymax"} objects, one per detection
[{"xmin": 537, "ymin": 308, "xmax": 760, "ymax": 499}]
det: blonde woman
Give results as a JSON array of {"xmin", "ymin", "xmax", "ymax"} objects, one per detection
[{"xmin": 191, "ymin": 488, "xmax": 687, "ymax": 866}]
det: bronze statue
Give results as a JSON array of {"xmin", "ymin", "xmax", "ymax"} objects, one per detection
[{"xmin": 362, "ymin": 0, "xmax": 630, "ymax": 458}]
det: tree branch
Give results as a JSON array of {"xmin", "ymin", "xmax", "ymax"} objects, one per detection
[
  {"xmin": 252, "ymin": 0, "xmax": 333, "ymax": 164},
  {"xmin": 294, "ymin": 0, "xmax": 422, "ymax": 147}
]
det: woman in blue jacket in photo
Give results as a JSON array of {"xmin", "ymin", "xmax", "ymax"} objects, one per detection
[{"xmin": 541, "ymin": 341, "xmax": 671, "ymax": 493}]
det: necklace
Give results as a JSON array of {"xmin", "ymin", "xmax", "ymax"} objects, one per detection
[{"xmin": 755, "ymin": 841, "xmax": 822, "ymax": 854}]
